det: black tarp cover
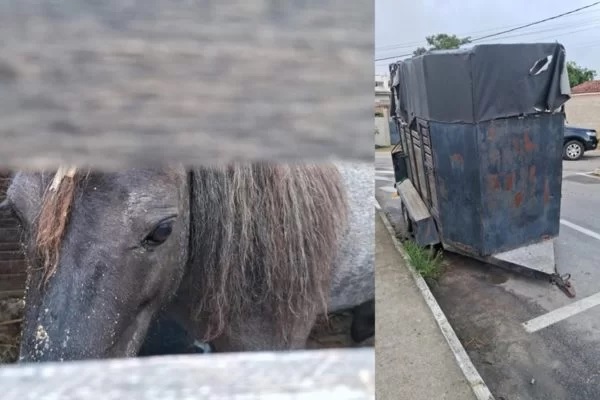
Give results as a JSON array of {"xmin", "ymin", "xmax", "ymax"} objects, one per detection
[{"xmin": 389, "ymin": 43, "xmax": 571, "ymax": 124}]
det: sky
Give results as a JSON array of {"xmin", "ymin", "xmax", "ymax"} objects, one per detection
[{"xmin": 375, "ymin": 0, "xmax": 600, "ymax": 76}]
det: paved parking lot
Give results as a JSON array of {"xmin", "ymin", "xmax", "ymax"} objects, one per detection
[{"xmin": 375, "ymin": 150, "xmax": 600, "ymax": 400}]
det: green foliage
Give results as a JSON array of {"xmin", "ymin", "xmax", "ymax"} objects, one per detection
[
  {"xmin": 413, "ymin": 33, "xmax": 471, "ymax": 56},
  {"xmin": 566, "ymin": 61, "xmax": 596, "ymax": 88},
  {"xmin": 403, "ymin": 240, "xmax": 444, "ymax": 282}
]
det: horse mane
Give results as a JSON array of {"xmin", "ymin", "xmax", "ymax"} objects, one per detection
[
  {"xmin": 188, "ymin": 162, "xmax": 349, "ymax": 344},
  {"xmin": 35, "ymin": 167, "xmax": 81, "ymax": 286}
]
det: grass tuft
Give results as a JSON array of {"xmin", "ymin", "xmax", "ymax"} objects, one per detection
[{"xmin": 403, "ymin": 240, "xmax": 444, "ymax": 282}]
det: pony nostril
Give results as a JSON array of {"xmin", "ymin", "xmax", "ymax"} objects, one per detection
[{"xmin": 138, "ymin": 297, "xmax": 154, "ymax": 310}]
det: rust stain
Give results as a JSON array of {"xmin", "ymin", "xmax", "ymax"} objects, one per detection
[
  {"xmin": 512, "ymin": 138, "xmax": 521, "ymax": 154},
  {"xmin": 489, "ymin": 174, "xmax": 500, "ymax": 191},
  {"xmin": 504, "ymin": 173, "xmax": 514, "ymax": 191},
  {"xmin": 450, "ymin": 153, "xmax": 464, "ymax": 164},
  {"xmin": 514, "ymin": 192, "xmax": 524, "ymax": 208},
  {"xmin": 528, "ymin": 165, "xmax": 536, "ymax": 183},
  {"xmin": 449, "ymin": 241, "xmax": 476, "ymax": 255},
  {"xmin": 543, "ymin": 178, "xmax": 550, "ymax": 204},
  {"xmin": 489, "ymin": 148, "xmax": 501, "ymax": 165},
  {"xmin": 524, "ymin": 132, "xmax": 535, "ymax": 152},
  {"xmin": 488, "ymin": 125, "xmax": 496, "ymax": 140}
]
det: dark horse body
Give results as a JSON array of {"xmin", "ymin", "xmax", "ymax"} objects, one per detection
[{"xmin": 2, "ymin": 162, "xmax": 373, "ymax": 361}]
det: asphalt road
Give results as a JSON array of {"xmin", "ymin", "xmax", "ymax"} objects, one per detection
[{"xmin": 375, "ymin": 149, "xmax": 600, "ymax": 400}]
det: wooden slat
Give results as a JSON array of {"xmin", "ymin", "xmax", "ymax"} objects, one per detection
[
  {"xmin": 0, "ymin": 208, "xmax": 17, "ymax": 221},
  {"xmin": 397, "ymin": 180, "xmax": 432, "ymax": 223},
  {"xmin": 0, "ymin": 274, "xmax": 26, "ymax": 293},
  {"xmin": 0, "ymin": 348, "xmax": 374, "ymax": 399},
  {"xmin": 0, "ymin": 243, "xmax": 22, "ymax": 252},
  {"xmin": 0, "ymin": 290, "xmax": 25, "ymax": 300},
  {"xmin": 0, "ymin": 229, "xmax": 21, "ymax": 243},
  {"xmin": 0, "ymin": 0, "xmax": 373, "ymax": 170},
  {"xmin": 0, "ymin": 251, "xmax": 25, "ymax": 261},
  {"xmin": 0, "ymin": 260, "xmax": 27, "ymax": 275}
]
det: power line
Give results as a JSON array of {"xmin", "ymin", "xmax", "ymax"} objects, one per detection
[
  {"xmin": 376, "ymin": 17, "xmax": 600, "ymax": 56},
  {"xmin": 375, "ymin": 7, "xmax": 600, "ymax": 51},
  {"xmin": 473, "ymin": 22, "xmax": 600, "ymax": 43},
  {"xmin": 374, "ymin": 1, "xmax": 600, "ymax": 62},
  {"xmin": 374, "ymin": 52, "xmax": 414, "ymax": 62},
  {"xmin": 468, "ymin": 1, "xmax": 600, "ymax": 42}
]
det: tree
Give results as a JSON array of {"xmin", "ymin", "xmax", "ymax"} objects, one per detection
[
  {"xmin": 566, "ymin": 61, "xmax": 596, "ymax": 87},
  {"xmin": 413, "ymin": 33, "xmax": 471, "ymax": 56}
]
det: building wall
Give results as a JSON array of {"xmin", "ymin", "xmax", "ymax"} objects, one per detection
[
  {"xmin": 375, "ymin": 107, "xmax": 391, "ymax": 147},
  {"xmin": 565, "ymin": 93, "xmax": 600, "ymax": 133},
  {"xmin": 374, "ymin": 75, "xmax": 392, "ymax": 147}
]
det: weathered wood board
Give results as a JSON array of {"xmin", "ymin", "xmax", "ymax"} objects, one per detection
[
  {"xmin": 0, "ymin": 348, "xmax": 375, "ymax": 399},
  {"xmin": 0, "ymin": 173, "xmax": 26, "ymax": 297},
  {"xmin": 0, "ymin": 0, "xmax": 374, "ymax": 170}
]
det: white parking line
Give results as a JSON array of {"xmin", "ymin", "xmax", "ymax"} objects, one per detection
[
  {"xmin": 575, "ymin": 172, "xmax": 600, "ymax": 180},
  {"xmin": 375, "ymin": 170, "xmax": 395, "ymax": 175},
  {"xmin": 378, "ymin": 186, "xmax": 397, "ymax": 193},
  {"xmin": 523, "ymin": 291, "xmax": 600, "ymax": 333},
  {"xmin": 375, "ymin": 176, "xmax": 395, "ymax": 182},
  {"xmin": 560, "ymin": 219, "xmax": 600, "ymax": 242},
  {"xmin": 521, "ymin": 220, "xmax": 600, "ymax": 333}
]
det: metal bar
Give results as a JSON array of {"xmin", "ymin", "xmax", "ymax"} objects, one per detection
[{"xmin": 0, "ymin": 348, "xmax": 375, "ymax": 400}]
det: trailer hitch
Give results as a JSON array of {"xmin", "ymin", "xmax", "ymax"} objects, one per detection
[{"xmin": 550, "ymin": 273, "xmax": 575, "ymax": 298}]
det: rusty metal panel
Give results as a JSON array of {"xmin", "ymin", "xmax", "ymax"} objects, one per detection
[
  {"xmin": 428, "ymin": 121, "xmax": 483, "ymax": 253},
  {"xmin": 478, "ymin": 114, "xmax": 563, "ymax": 254},
  {"xmin": 426, "ymin": 113, "xmax": 564, "ymax": 257}
]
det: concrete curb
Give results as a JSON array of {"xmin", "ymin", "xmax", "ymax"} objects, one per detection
[{"xmin": 376, "ymin": 203, "xmax": 495, "ymax": 400}]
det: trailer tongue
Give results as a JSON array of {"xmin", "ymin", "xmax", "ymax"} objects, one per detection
[{"xmin": 388, "ymin": 43, "xmax": 575, "ymax": 298}]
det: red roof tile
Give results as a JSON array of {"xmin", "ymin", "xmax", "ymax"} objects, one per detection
[{"xmin": 572, "ymin": 80, "xmax": 600, "ymax": 94}]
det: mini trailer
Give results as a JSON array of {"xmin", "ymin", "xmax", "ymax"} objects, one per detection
[{"xmin": 388, "ymin": 43, "xmax": 576, "ymax": 297}]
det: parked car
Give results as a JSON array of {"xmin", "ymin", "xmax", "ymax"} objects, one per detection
[{"xmin": 563, "ymin": 124, "xmax": 598, "ymax": 161}]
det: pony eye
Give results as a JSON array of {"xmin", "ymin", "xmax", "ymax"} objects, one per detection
[{"xmin": 143, "ymin": 220, "xmax": 174, "ymax": 247}]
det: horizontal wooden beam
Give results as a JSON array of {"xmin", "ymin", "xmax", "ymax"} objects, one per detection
[
  {"xmin": 0, "ymin": 0, "xmax": 374, "ymax": 170},
  {"xmin": 1, "ymin": 348, "xmax": 374, "ymax": 399},
  {"xmin": 0, "ymin": 290, "xmax": 24, "ymax": 300}
]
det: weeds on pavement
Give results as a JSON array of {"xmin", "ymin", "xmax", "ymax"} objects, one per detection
[{"xmin": 403, "ymin": 240, "xmax": 444, "ymax": 282}]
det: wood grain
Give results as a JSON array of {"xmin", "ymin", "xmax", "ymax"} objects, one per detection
[
  {"xmin": 0, "ymin": 348, "xmax": 374, "ymax": 399},
  {"xmin": 0, "ymin": 0, "xmax": 374, "ymax": 170}
]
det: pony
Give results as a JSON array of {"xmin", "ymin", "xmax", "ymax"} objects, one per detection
[{"xmin": 0, "ymin": 162, "xmax": 374, "ymax": 361}]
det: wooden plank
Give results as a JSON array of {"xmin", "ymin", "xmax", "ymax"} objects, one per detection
[
  {"xmin": 0, "ymin": 220, "xmax": 20, "ymax": 229},
  {"xmin": 0, "ymin": 0, "xmax": 374, "ymax": 170},
  {"xmin": 397, "ymin": 180, "xmax": 431, "ymax": 222},
  {"xmin": 0, "ymin": 260, "xmax": 27, "ymax": 275},
  {"xmin": 0, "ymin": 290, "xmax": 24, "ymax": 300},
  {"xmin": 0, "ymin": 229, "xmax": 21, "ymax": 243},
  {"xmin": 0, "ymin": 208, "xmax": 17, "ymax": 220},
  {"xmin": 0, "ymin": 243, "xmax": 22, "ymax": 252},
  {"xmin": 0, "ymin": 348, "xmax": 374, "ymax": 399},
  {"xmin": 0, "ymin": 251, "xmax": 25, "ymax": 261},
  {"xmin": 397, "ymin": 180, "xmax": 440, "ymax": 247},
  {"xmin": 0, "ymin": 274, "xmax": 26, "ymax": 293}
]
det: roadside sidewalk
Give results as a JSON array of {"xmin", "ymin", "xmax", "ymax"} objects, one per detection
[{"xmin": 375, "ymin": 211, "xmax": 483, "ymax": 400}]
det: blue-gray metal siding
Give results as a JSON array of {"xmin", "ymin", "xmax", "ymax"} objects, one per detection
[{"xmin": 426, "ymin": 113, "xmax": 564, "ymax": 256}]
